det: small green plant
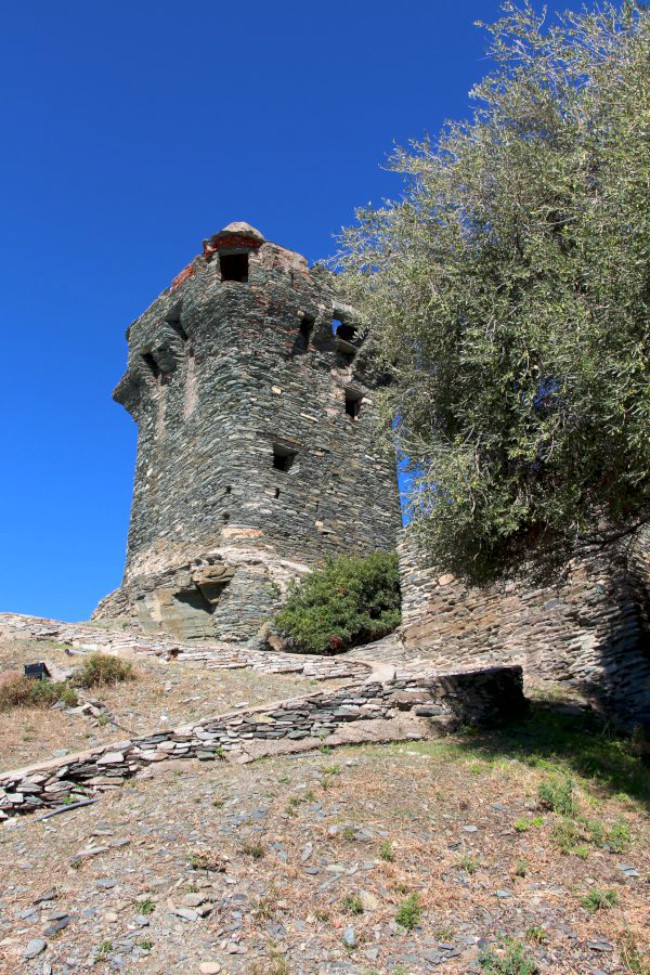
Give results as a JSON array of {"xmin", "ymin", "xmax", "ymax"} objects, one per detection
[
  {"xmin": 581, "ymin": 888, "xmax": 619, "ymax": 912},
  {"xmin": 620, "ymin": 932, "xmax": 650, "ymax": 975},
  {"xmin": 93, "ymin": 941, "xmax": 113, "ymax": 964},
  {"xmin": 271, "ymin": 551, "xmax": 401, "ymax": 654},
  {"xmin": 513, "ymin": 819, "xmax": 530, "ymax": 833},
  {"xmin": 538, "ymin": 776, "xmax": 575, "ymax": 816},
  {"xmin": 138, "ymin": 939, "xmax": 153, "ymax": 951},
  {"xmin": 70, "ymin": 856, "xmax": 83, "ymax": 870},
  {"xmin": 514, "ymin": 861, "xmax": 528, "ymax": 877},
  {"xmin": 342, "ymin": 894, "xmax": 364, "ymax": 915},
  {"xmin": 314, "ymin": 909, "xmax": 330, "ymax": 922},
  {"xmin": 575, "ymin": 844, "xmax": 590, "ymax": 860},
  {"xmin": 458, "ymin": 854, "xmax": 480, "ymax": 875},
  {"xmin": 479, "ymin": 938, "xmax": 539, "ymax": 974},
  {"xmin": 96, "ymin": 713, "xmax": 109, "ymax": 726},
  {"xmin": 395, "ymin": 893, "xmax": 422, "ymax": 931},
  {"xmin": 525, "ymin": 927, "xmax": 547, "ymax": 944},
  {"xmin": 136, "ymin": 897, "xmax": 155, "ymax": 915},
  {"xmin": 241, "ymin": 839, "xmax": 265, "ymax": 859},
  {"xmin": 379, "ymin": 840, "xmax": 394, "ymax": 862},
  {"xmin": 74, "ymin": 653, "xmax": 134, "ymax": 688},
  {"xmin": 341, "ymin": 826, "xmax": 357, "ymax": 841},
  {"xmin": 606, "ymin": 820, "xmax": 631, "ymax": 853}
]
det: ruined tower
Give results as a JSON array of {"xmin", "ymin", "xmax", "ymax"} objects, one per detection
[{"xmin": 96, "ymin": 223, "xmax": 401, "ymax": 642}]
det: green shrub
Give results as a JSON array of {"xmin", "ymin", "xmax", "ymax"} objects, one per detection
[
  {"xmin": 395, "ymin": 893, "xmax": 422, "ymax": 930},
  {"xmin": 0, "ymin": 675, "xmax": 78, "ymax": 712},
  {"xmin": 271, "ymin": 551, "xmax": 401, "ymax": 655},
  {"xmin": 479, "ymin": 939, "xmax": 539, "ymax": 974},
  {"xmin": 581, "ymin": 888, "xmax": 619, "ymax": 912},
  {"xmin": 74, "ymin": 653, "xmax": 134, "ymax": 688}
]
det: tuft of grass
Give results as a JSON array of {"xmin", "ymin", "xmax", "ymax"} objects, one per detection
[
  {"xmin": 342, "ymin": 894, "xmax": 364, "ymax": 915},
  {"xmin": 395, "ymin": 893, "xmax": 422, "ymax": 931},
  {"xmin": 379, "ymin": 840, "xmax": 394, "ymax": 862},
  {"xmin": 525, "ymin": 927, "xmax": 547, "ymax": 944},
  {"xmin": 479, "ymin": 938, "xmax": 539, "ymax": 974},
  {"xmin": 538, "ymin": 775, "xmax": 575, "ymax": 816},
  {"xmin": 458, "ymin": 854, "xmax": 480, "ymax": 875},
  {"xmin": 93, "ymin": 941, "xmax": 113, "ymax": 964},
  {"xmin": 620, "ymin": 933, "xmax": 650, "ymax": 975},
  {"xmin": 254, "ymin": 886, "xmax": 278, "ymax": 920},
  {"xmin": 580, "ymin": 888, "xmax": 619, "ymax": 912},
  {"xmin": 188, "ymin": 851, "xmax": 225, "ymax": 872},
  {"xmin": 138, "ymin": 939, "xmax": 153, "ymax": 951},
  {"xmin": 0, "ymin": 675, "xmax": 78, "ymax": 712},
  {"xmin": 249, "ymin": 951, "xmax": 290, "ymax": 975},
  {"xmin": 136, "ymin": 897, "xmax": 155, "ymax": 915},
  {"xmin": 241, "ymin": 839, "xmax": 265, "ymax": 859},
  {"xmin": 74, "ymin": 653, "xmax": 134, "ymax": 688}
]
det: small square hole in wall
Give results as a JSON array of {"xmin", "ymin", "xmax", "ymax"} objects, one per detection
[
  {"xmin": 273, "ymin": 444, "xmax": 297, "ymax": 472},
  {"xmin": 345, "ymin": 390, "xmax": 363, "ymax": 419},
  {"xmin": 220, "ymin": 252, "xmax": 249, "ymax": 283}
]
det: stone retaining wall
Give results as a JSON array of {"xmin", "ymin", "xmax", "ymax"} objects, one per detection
[
  {"xmin": 399, "ymin": 527, "xmax": 650, "ymax": 724},
  {"xmin": 0, "ymin": 665, "xmax": 525, "ymax": 818}
]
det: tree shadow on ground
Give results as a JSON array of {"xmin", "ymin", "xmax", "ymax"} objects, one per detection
[{"xmin": 455, "ymin": 700, "xmax": 650, "ymax": 808}]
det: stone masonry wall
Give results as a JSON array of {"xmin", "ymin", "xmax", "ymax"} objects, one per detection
[
  {"xmin": 96, "ymin": 223, "xmax": 402, "ymax": 642},
  {"xmin": 0, "ymin": 666, "xmax": 525, "ymax": 817},
  {"xmin": 399, "ymin": 526, "xmax": 650, "ymax": 724}
]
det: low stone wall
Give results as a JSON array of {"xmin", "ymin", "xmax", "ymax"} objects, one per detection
[
  {"xmin": 0, "ymin": 665, "xmax": 525, "ymax": 818},
  {"xmin": 399, "ymin": 526, "xmax": 650, "ymax": 724}
]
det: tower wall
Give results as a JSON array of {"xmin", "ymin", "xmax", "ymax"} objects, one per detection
[{"xmin": 95, "ymin": 225, "xmax": 402, "ymax": 642}]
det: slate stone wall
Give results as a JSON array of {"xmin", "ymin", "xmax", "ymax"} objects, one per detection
[
  {"xmin": 399, "ymin": 527, "xmax": 650, "ymax": 724},
  {"xmin": 96, "ymin": 224, "xmax": 401, "ymax": 641},
  {"xmin": 0, "ymin": 666, "xmax": 525, "ymax": 817}
]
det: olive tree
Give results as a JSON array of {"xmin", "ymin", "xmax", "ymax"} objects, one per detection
[{"xmin": 336, "ymin": 2, "xmax": 649, "ymax": 580}]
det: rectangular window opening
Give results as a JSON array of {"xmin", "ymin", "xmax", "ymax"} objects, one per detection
[
  {"xmin": 345, "ymin": 391, "xmax": 362, "ymax": 419},
  {"xmin": 273, "ymin": 444, "xmax": 297, "ymax": 472},
  {"xmin": 300, "ymin": 315, "xmax": 315, "ymax": 340},
  {"xmin": 141, "ymin": 352, "xmax": 160, "ymax": 379},
  {"xmin": 220, "ymin": 252, "xmax": 249, "ymax": 283}
]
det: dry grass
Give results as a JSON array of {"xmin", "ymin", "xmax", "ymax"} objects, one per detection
[{"xmin": 0, "ymin": 636, "xmax": 343, "ymax": 772}]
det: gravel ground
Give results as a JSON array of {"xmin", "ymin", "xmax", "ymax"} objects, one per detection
[{"xmin": 1, "ymin": 729, "xmax": 648, "ymax": 975}]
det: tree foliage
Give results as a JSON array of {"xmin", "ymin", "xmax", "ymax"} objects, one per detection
[
  {"xmin": 272, "ymin": 551, "xmax": 401, "ymax": 655},
  {"xmin": 336, "ymin": 2, "xmax": 649, "ymax": 580}
]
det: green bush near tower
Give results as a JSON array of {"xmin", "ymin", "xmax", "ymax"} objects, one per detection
[{"xmin": 272, "ymin": 551, "xmax": 401, "ymax": 655}]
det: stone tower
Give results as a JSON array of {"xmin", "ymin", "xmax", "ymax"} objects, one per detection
[{"xmin": 96, "ymin": 223, "xmax": 401, "ymax": 642}]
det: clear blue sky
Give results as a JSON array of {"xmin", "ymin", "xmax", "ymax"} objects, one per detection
[{"xmin": 0, "ymin": 0, "xmax": 568, "ymax": 622}]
